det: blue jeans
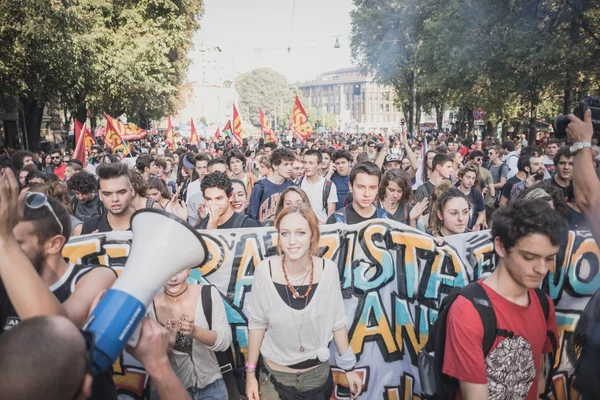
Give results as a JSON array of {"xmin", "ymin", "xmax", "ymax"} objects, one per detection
[{"xmin": 187, "ymin": 378, "xmax": 227, "ymax": 400}]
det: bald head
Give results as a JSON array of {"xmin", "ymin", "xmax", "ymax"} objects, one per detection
[{"xmin": 0, "ymin": 316, "xmax": 89, "ymax": 400}]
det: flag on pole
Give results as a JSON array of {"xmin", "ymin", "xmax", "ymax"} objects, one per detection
[
  {"xmin": 413, "ymin": 136, "xmax": 428, "ymax": 189},
  {"xmin": 190, "ymin": 118, "xmax": 199, "ymax": 148},
  {"xmin": 166, "ymin": 117, "xmax": 175, "ymax": 151},
  {"xmin": 215, "ymin": 126, "xmax": 221, "ymax": 140},
  {"xmin": 75, "ymin": 118, "xmax": 96, "ymax": 151},
  {"xmin": 222, "ymin": 121, "xmax": 232, "ymax": 138},
  {"xmin": 289, "ymin": 96, "xmax": 312, "ymax": 143},
  {"xmin": 104, "ymin": 114, "xmax": 130, "ymax": 155},
  {"xmin": 73, "ymin": 121, "xmax": 90, "ymax": 167},
  {"xmin": 232, "ymin": 105, "xmax": 243, "ymax": 146},
  {"xmin": 259, "ymin": 107, "xmax": 277, "ymax": 145}
]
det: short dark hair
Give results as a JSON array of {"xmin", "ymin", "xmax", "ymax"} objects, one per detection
[
  {"xmin": 320, "ymin": 148, "xmax": 333, "ymax": 159},
  {"xmin": 349, "ymin": 144, "xmax": 358, "ymax": 152},
  {"xmin": 226, "ymin": 149, "xmax": 246, "ymax": 167},
  {"xmin": 545, "ymin": 139, "xmax": 560, "ymax": 148},
  {"xmin": 517, "ymin": 154, "xmax": 531, "ymax": 172},
  {"xmin": 67, "ymin": 159, "xmax": 83, "ymax": 169},
  {"xmin": 349, "ymin": 161, "xmax": 381, "ymax": 184},
  {"xmin": 49, "ymin": 147, "xmax": 61, "ymax": 156},
  {"xmin": 208, "ymin": 158, "xmax": 227, "ymax": 169},
  {"xmin": 194, "ymin": 153, "xmax": 211, "ymax": 164},
  {"xmin": 96, "ymin": 161, "xmax": 130, "ymax": 183},
  {"xmin": 304, "ymin": 149, "xmax": 322, "ymax": 163},
  {"xmin": 332, "ymin": 149, "xmax": 352, "ymax": 163},
  {"xmin": 11, "ymin": 150, "xmax": 33, "ymax": 170},
  {"xmin": 153, "ymin": 157, "xmax": 167, "ymax": 170},
  {"xmin": 135, "ymin": 154, "xmax": 153, "ymax": 172},
  {"xmin": 432, "ymin": 154, "xmax": 452, "ymax": 170},
  {"xmin": 91, "ymin": 145, "xmax": 102, "ymax": 153},
  {"xmin": 67, "ymin": 171, "xmax": 97, "ymax": 194},
  {"xmin": 492, "ymin": 199, "xmax": 568, "ymax": 252},
  {"xmin": 468, "ymin": 150, "xmax": 485, "ymax": 160},
  {"xmin": 201, "ymin": 171, "xmax": 233, "ymax": 197},
  {"xmin": 553, "ymin": 147, "xmax": 572, "ymax": 166},
  {"xmin": 264, "ymin": 142, "xmax": 277, "ymax": 150},
  {"xmin": 23, "ymin": 194, "xmax": 71, "ymax": 246},
  {"xmin": 502, "ymin": 141, "xmax": 515, "ymax": 152},
  {"xmin": 270, "ymin": 147, "xmax": 295, "ymax": 167}
]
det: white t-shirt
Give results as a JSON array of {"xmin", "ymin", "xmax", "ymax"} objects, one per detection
[{"xmin": 300, "ymin": 176, "xmax": 338, "ymax": 222}]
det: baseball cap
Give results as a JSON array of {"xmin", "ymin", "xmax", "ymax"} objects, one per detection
[{"xmin": 384, "ymin": 153, "xmax": 402, "ymax": 165}]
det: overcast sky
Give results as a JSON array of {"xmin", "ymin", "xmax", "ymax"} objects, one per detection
[{"xmin": 187, "ymin": 0, "xmax": 355, "ymax": 83}]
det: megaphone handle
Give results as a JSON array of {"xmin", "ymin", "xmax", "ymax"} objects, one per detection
[{"xmin": 127, "ymin": 323, "xmax": 142, "ymax": 347}]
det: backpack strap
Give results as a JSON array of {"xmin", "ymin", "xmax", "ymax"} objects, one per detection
[
  {"xmin": 322, "ymin": 179, "xmax": 332, "ymax": 210},
  {"xmin": 334, "ymin": 208, "xmax": 346, "ymax": 223},
  {"xmin": 459, "ymin": 282, "xmax": 504, "ymax": 356},
  {"xmin": 231, "ymin": 213, "xmax": 251, "ymax": 229},
  {"xmin": 533, "ymin": 288, "xmax": 558, "ymax": 399},
  {"xmin": 376, "ymin": 207, "xmax": 388, "ymax": 219},
  {"xmin": 296, "ymin": 176, "xmax": 304, "ymax": 187},
  {"xmin": 201, "ymin": 284, "xmax": 213, "ymax": 329}
]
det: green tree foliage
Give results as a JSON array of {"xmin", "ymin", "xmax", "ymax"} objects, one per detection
[
  {"xmin": 0, "ymin": 0, "xmax": 203, "ymax": 150},
  {"xmin": 306, "ymin": 107, "xmax": 338, "ymax": 130},
  {"xmin": 350, "ymin": 0, "xmax": 600, "ymax": 141},
  {"xmin": 235, "ymin": 68, "xmax": 296, "ymax": 127}
]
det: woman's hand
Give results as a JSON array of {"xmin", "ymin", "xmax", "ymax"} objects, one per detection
[
  {"xmin": 170, "ymin": 194, "xmax": 188, "ymax": 220},
  {"xmin": 345, "ymin": 370, "xmax": 363, "ymax": 399},
  {"xmin": 178, "ymin": 314, "xmax": 196, "ymax": 337},
  {"xmin": 409, "ymin": 197, "xmax": 429, "ymax": 221},
  {"xmin": 245, "ymin": 373, "xmax": 260, "ymax": 400}
]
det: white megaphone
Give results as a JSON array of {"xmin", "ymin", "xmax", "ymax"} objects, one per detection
[{"xmin": 84, "ymin": 209, "xmax": 207, "ymax": 375}]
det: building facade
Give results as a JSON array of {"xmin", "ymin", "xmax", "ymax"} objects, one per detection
[{"xmin": 294, "ymin": 67, "xmax": 406, "ymax": 131}]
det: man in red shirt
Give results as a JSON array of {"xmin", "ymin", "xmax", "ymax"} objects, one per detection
[
  {"xmin": 47, "ymin": 148, "xmax": 66, "ymax": 180},
  {"xmin": 443, "ymin": 199, "xmax": 566, "ymax": 399}
]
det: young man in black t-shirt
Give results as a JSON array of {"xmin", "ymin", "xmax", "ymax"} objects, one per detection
[
  {"xmin": 77, "ymin": 162, "xmax": 136, "ymax": 235},
  {"xmin": 197, "ymin": 172, "xmax": 260, "ymax": 229},
  {"xmin": 327, "ymin": 161, "xmax": 389, "ymax": 225}
]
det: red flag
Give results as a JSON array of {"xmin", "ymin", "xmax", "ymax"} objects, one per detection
[
  {"xmin": 190, "ymin": 119, "xmax": 199, "ymax": 148},
  {"xmin": 166, "ymin": 117, "xmax": 175, "ymax": 150},
  {"xmin": 75, "ymin": 118, "xmax": 96, "ymax": 151},
  {"xmin": 259, "ymin": 107, "xmax": 277, "ymax": 145},
  {"xmin": 122, "ymin": 123, "xmax": 148, "ymax": 140},
  {"xmin": 232, "ymin": 105, "xmax": 243, "ymax": 146},
  {"xmin": 104, "ymin": 114, "xmax": 130, "ymax": 155},
  {"xmin": 215, "ymin": 126, "xmax": 221, "ymax": 140},
  {"xmin": 73, "ymin": 121, "xmax": 89, "ymax": 167},
  {"xmin": 289, "ymin": 96, "xmax": 313, "ymax": 143}
]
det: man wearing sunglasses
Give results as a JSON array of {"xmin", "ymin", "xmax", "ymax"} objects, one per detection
[
  {"xmin": 0, "ymin": 188, "xmax": 117, "ymax": 398},
  {"xmin": 45, "ymin": 147, "xmax": 67, "ymax": 180}
]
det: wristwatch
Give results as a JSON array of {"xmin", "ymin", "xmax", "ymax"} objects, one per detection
[{"xmin": 570, "ymin": 142, "xmax": 592, "ymax": 154}]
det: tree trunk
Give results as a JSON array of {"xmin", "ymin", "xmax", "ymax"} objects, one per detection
[
  {"xmin": 435, "ymin": 103, "xmax": 444, "ymax": 131},
  {"xmin": 528, "ymin": 94, "xmax": 539, "ymax": 145},
  {"xmin": 467, "ymin": 108, "xmax": 474, "ymax": 135},
  {"xmin": 19, "ymin": 97, "xmax": 45, "ymax": 151}
]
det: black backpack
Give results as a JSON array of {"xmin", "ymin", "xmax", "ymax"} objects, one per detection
[
  {"xmin": 296, "ymin": 176, "xmax": 333, "ymax": 211},
  {"xmin": 201, "ymin": 285, "xmax": 247, "ymax": 396},
  {"xmin": 418, "ymin": 282, "xmax": 557, "ymax": 400}
]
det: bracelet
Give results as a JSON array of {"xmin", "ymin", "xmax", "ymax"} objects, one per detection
[
  {"xmin": 344, "ymin": 367, "xmax": 355, "ymax": 373},
  {"xmin": 245, "ymin": 362, "xmax": 257, "ymax": 370}
]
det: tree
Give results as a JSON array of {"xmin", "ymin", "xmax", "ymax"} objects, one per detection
[
  {"xmin": 306, "ymin": 107, "xmax": 338, "ymax": 130},
  {"xmin": 235, "ymin": 68, "xmax": 296, "ymax": 127},
  {"xmin": 0, "ymin": 0, "xmax": 204, "ymax": 150}
]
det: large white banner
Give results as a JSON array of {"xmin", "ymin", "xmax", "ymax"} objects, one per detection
[{"xmin": 63, "ymin": 219, "xmax": 596, "ymax": 399}]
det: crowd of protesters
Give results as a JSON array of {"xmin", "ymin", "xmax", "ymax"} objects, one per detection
[{"xmin": 0, "ymin": 109, "xmax": 599, "ymax": 400}]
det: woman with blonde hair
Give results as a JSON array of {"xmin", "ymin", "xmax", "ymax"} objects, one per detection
[{"xmin": 246, "ymin": 204, "xmax": 362, "ymax": 399}]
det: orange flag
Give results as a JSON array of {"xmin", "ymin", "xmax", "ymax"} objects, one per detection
[
  {"xmin": 166, "ymin": 117, "xmax": 175, "ymax": 150},
  {"xmin": 259, "ymin": 107, "xmax": 277, "ymax": 145},
  {"xmin": 215, "ymin": 126, "xmax": 221, "ymax": 140},
  {"xmin": 73, "ymin": 121, "xmax": 89, "ymax": 167},
  {"xmin": 104, "ymin": 114, "xmax": 130, "ymax": 155},
  {"xmin": 190, "ymin": 118, "xmax": 199, "ymax": 148},
  {"xmin": 289, "ymin": 96, "xmax": 313, "ymax": 143},
  {"xmin": 232, "ymin": 105, "xmax": 243, "ymax": 146}
]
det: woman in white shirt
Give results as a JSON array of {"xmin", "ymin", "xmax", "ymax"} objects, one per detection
[
  {"xmin": 151, "ymin": 269, "xmax": 232, "ymax": 399},
  {"xmin": 246, "ymin": 204, "xmax": 362, "ymax": 399}
]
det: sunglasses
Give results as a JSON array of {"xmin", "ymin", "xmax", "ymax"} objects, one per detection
[
  {"xmin": 51, "ymin": 156, "xmax": 61, "ymax": 160},
  {"xmin": 475, "ymin": 158, "xmax": 483, "ymax": 162},
  {"xmin": 25, "ymin": 192, "xmax": 64, "ymax": 235}
]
